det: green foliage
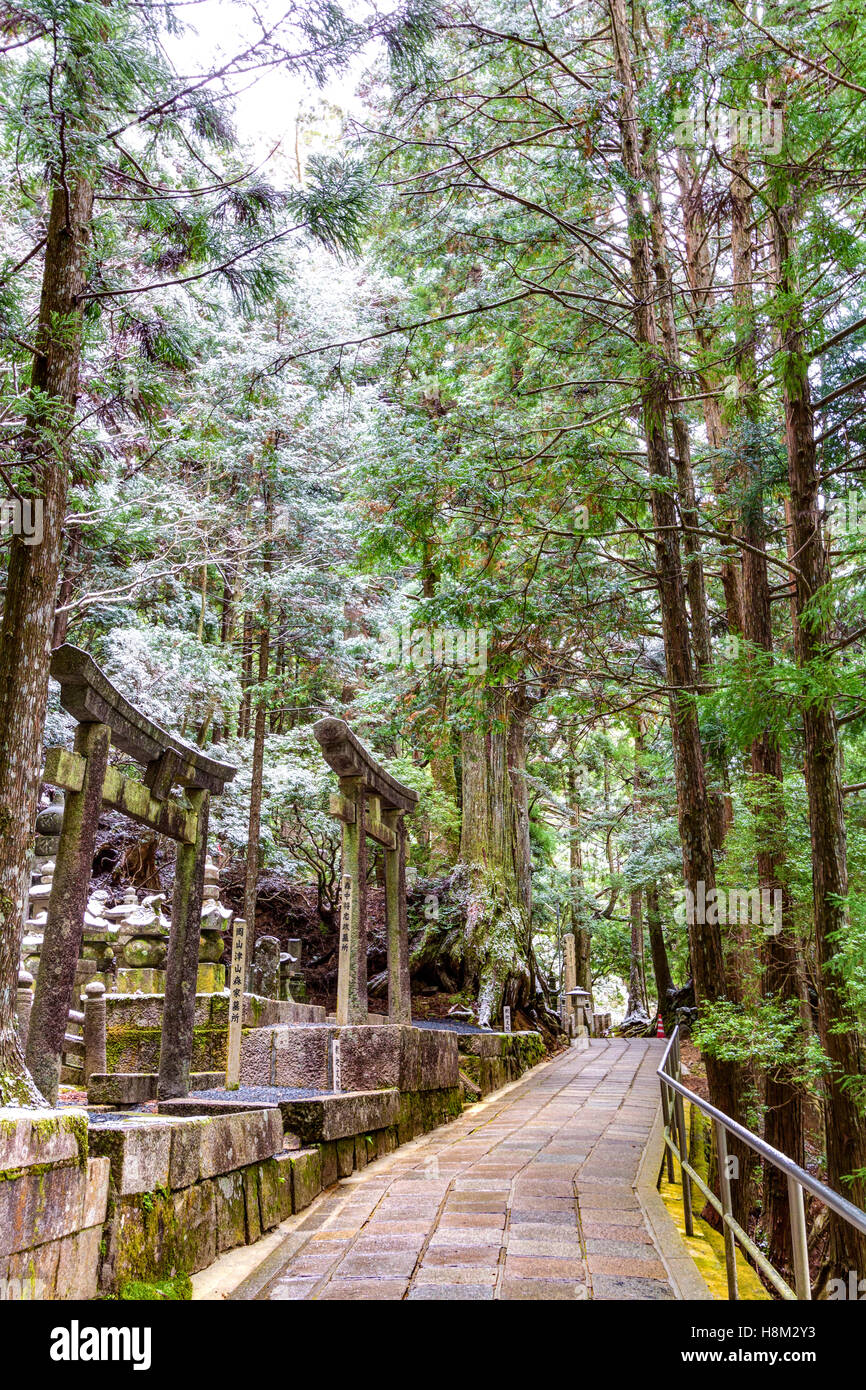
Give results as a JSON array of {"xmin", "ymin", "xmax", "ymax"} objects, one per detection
[
  {"xmin": 385, "ymin": 756, "xmax": 461, "ymax": 874},
  {"xmin": 828, "ymin": 895, "xmax": 866, "ymax": 1024},
  {"xmin": 693, "ymin": 999, "xmax": 829, "ymax": 1095},
  {"xmin": 119, "ymin": 1273, "xmax": 192, "ymax": 1301}
]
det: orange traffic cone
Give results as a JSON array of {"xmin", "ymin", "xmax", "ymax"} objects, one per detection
[{"xmin": 656, "ymin": 1015, "xmax": 665, "ymax": 1039}]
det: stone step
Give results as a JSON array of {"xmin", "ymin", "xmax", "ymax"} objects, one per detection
[
  {"xmin": 158, "ymin": 1086, "xmax": 400, "ymax": 1144},
  {"xmin": 87, "ymin": 1071, "xmax": 225, "ymax": 1106}
]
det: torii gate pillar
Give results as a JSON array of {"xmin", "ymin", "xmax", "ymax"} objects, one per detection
[
  {"xmin": 336, "ymin": 777, "xmax": 368, "ymax": 1025},
  {"xmin": 384, "ymin": 809, "xmax": 411, "ymax": 1023}
]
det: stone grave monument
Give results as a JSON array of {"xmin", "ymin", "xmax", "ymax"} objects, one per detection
[
  {"xmin": 249, "ymin": 934, "xmax": 281, "ymax": 999},
  {"xmin": 280, "ymin": 937, "xmax": 302, "ymax": 1001},
  {"xmin": 198, "ymin": 857, "xmax": 232, "ymax": 991},
  {"xmin": 115, "ymin": 893, "xmax": 171, "ymax": 992}
]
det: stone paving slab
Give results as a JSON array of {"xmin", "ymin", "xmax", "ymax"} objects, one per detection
[
  {"xmin": 259, "ymin": 1038, "xmax": 677, "ymax": 1301},
  {"xmin": 408, "ymin": 1282, "xmax": 494, "ymax": 1299}
]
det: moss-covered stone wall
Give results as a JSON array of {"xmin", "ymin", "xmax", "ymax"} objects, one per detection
[{"xmin": 457, "ymin": 1030, "xmax": 545, "ymax": 1097}]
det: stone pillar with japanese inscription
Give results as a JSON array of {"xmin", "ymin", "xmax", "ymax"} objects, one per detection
[
  {"xmin": 384, "ymin": 809, "xmax": 411, "ymax": 1023},
  {"xmin": 336, "ymin": 776, "xmax": 367, "ymax": 1025},
  {"xmin": 226, "ymin": 917, "xmax": 247, "ymax": 1089},
  {"xmin": 562, "ymin": 930, "xmax": 577, "ymax": 1035}
]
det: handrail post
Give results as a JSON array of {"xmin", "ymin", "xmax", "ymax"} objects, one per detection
[
  {"xmin": 671, "ymin": 1032, "xmax": 693, "ymax": 1236},
  {"xmin": 674, "ymin": 1089, "xmax": 693, "ymax": 1236},
  {"xmin": 787, "ymin": 1175, "xmax": 811, "ymax": 1300},
  {"xmin": 659, "ymin": 1075, "xmax": 675, "ymax": 1182},
  {"xmin": 713, "ymin": 1120, "xmax": 739, "ymax": 1300}
]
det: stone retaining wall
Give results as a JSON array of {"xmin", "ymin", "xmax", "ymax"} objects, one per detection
[
  {"xmin": 102, "ymin": 992, "xmax": 326, "ymax": 1075},
  {"xmin": 1, "ymin": 1079, "xmax": 465, "ymax": 1298},
  {"xmin": 458, "ymin": 1031, "xmax": 546, "ymax": 1096},
  {"xmin": 0, "ymin": 1109, "xmax": 108, "ymax": 1300},
  {"xmin": 91, "ymin": 1109, "xmax": 289, "ymax": 1290},
  {"xmin": 240, "ymin": 1022, "xmax": 458, "ymax": 1091}
]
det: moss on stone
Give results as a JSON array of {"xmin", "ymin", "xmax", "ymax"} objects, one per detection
[
  {"xmin": 460, "ymin": 1055, "xmax": 482, "ymax": 1085},
  {"xmin": 514, "ymin": 1033, "xmax": 545, "ymax": 1070},
  {"xmin": 659, "ymin": 1102, "xmax": 769, "ymax": 1301},
  {"xmin": 118, "ymin": 1273, "xmax": 192, "ymax": 1301},
  {"xmin": 0, "ymin": 1073, "xmax": 48, "ymax": 1108},
  {"xmin": 104, "ymin": 1022, "xmax": 227, "ymax": 1073},
  {"xmin": 120, "ymin": 1191, "xmax": 208, "ymax": 1279},
  {"xmin": 65, "ymin": 1112, "xmax": 89, "ymax": 1168},
  {"xmin": 104, "ymin": 1025, "xmax": 152, "ymax": 1073},
  {"xmin": 0, "ymin": 1160, "xmax": 56, "ymax": 1182},
  {"xmin": 290, "ymin": 1148, "xmax": 323, "ymax": 1210},
  {"xmin": 0, "ymin": 1111, "xmax": 88, "ymax": 1170}
]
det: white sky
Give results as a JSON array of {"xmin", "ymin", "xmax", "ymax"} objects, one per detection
[{"xmin": 163, "ymin": 0, "xmax": 372, "ymax": 171}]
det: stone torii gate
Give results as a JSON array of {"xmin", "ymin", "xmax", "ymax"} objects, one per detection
[
  {"xmin": 315, "ymin": 718, "xmax": 419, "ymax": 1025},
  {"xmin": 26, "ymin": 645, "xmax": 235, "ymax": 1103}
]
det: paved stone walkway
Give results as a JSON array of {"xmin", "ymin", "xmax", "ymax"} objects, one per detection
[{"xmin": 260, "ymin": 1038, "xmax": 676, "ymax": 1301}]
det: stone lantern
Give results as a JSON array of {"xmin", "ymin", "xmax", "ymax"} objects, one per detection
[{"xmin": 34, "ymin": 791, "xmax": 65, "ymax": 868}]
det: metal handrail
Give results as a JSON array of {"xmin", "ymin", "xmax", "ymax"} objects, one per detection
[{"xmin": 656, "ymin": 1025, "xmax": 866, "ymax": 1300}]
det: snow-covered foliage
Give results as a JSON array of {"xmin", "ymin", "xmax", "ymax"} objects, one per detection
[{"xmin": 97, "ymin": 626, "xmax": 242, "ymax": 738}]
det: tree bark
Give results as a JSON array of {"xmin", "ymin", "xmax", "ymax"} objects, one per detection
[
  {"xmin": 220, "ymin": 560, "xmax": 235, "ymax": 647},
  {"xmin": 0, "ymin": 179, "xmax": 93, "ymax": 1106},
  {"xmin": 566, "ymin": 745, "xmax": 592, "ymax": 993},
  {"xmin": 608, "ymin": 0, "xmax": 751, "ymax": 1219},
  {"xmin": 643, "ymin": 138, "xmax": 712, "ymax": 684},
  {"xmin": 242, "ymin": 608, "xmax": 270, "ymax": 952},
  {"xmin": 626, "ymin": 728, "xmax": 647, "ymax": 1016},
  {"xmin": 769, "ymin": 135, "xmax": 866, "ymax": 1278},
  {"xmin": 428, "ymin": 719, "xmax": 460, "ymax": 874},
  {"xmin": 51, "ymin": 524, "xmax": 80, "ymax": 650},
  {"xmin": 644, "ymin": 133, "xmax": 729, "ymax": 853},
  {"xmin": 730, "ymin": 140, "xmax": 804, "ymax": 1274},
  {"xmin": 458, "ymin": 685, "xmax": 532, "ymax": 1026},
  {"xmin": 676, "ymin": 147, "xmax": 745, "ymax": 639},
  {"xmin": 646, "ymin": 884, "xmax": 675, "ymax": 1030},
  {"xmin": 626, "ymin": 887, "xmax": 646, "ymax": 1017},
  {"xmin": 238, "ymin": 609, "xmax": 254, "ymax": 738}
]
